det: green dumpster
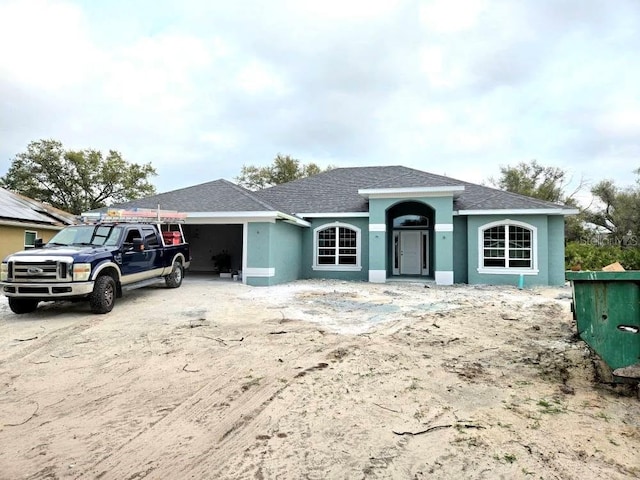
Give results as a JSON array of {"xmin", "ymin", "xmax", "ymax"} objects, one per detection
[{"xmin": 566, "ymin": 271, "xmax": 640, "ymax": 382}]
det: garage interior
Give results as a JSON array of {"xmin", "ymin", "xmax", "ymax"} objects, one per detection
[{"xmin": 181, "ymin": 224, "xmax": 243, "ymax": 276}]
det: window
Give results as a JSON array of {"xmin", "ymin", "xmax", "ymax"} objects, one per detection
[
  {"xmin": 313, "ymin": 223, "xmax": 361, "ymax": 271},
  {"xmin": 478, "ymin": 221, "xmax": 538, "ymax": 274},
  {"xmin": 24, "ymin": 231, "xmax": 37, "ymax": 249},
  {"xmin": 393, "ymin": 215, "xmax": 429, "ymax": 228},
  {"xmin": 142, "ymin": 226, "xmax": 161, "ymax": 248}
]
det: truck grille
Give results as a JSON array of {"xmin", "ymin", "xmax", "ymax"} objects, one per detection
[{"xmin": 9, "ymin": 260, "xmax": 71, "ymax": 282}]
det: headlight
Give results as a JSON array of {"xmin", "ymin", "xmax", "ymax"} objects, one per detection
[
  {"xmin": 0, "ymin": 263, "xmax": 7, "ymax": 282},
  {"xmin": 72, "ymin": 263, "xmax": 92, "ymax": 281}
]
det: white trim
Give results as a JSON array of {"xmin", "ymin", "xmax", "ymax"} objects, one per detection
[
  {"xmin": 0, "ymin": 220, "xmax": 66, "ymax": 230},
  {"xmin": 477, "ymin": 268, "xmax": 540, "ymax": 275},
  {"xmin": 434, "ymin": 223, "xmax": 453, "ymax": 232},
  {"xmin": 312, "ymin": 222, "xmax": 362, "ymax": 271},
  {"xmin": 435, "ymin": 271, "xmax": 454, "ymax": 285},
  {"xmin": 359, "ymin": 186, "xmax": 464, "ymax": 199},
  {"xmin": 189, "ymin": 211, "xmax": 277, "ymax": 218},
  {"xmin": 187, "ymin": 211, "xmax": 310, "ymax": 227},
  {"xmin": 369, "ymin": 270, "xmax": 387, "ymax": 283},
  {"xmin": 456, "ymin": 208, "xmax": 579, "ymax": 216},
  {"xmin": 242, "ymin": 222, "xmax": 248, "ymax": 285},
  {"xmin": 477, "ymin": 219, "xmax": 538, "ymax": 275},
  {"xmin": 244, "ymin": 267, "xmax": 275, "ymax": 277},
  {"xmin": 296, "ymin": 212, "xmax": 370, "ymax": 218},
  {"xmin": 313, "ymin": 265, "xmax": 363, "ymax": 272},
  {"xmin": 369, "ymin": 224, "xmax": 386, "ymax": 232}
]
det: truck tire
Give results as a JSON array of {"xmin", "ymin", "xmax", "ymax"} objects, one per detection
[
  {"xmin": 89, "ymin": 275, "xmax": 116, "ymax": 314},
  {"xmin": 165, "ymin": 261, "xmax": 183, "ymax": 288},
  {"xmin": 8, "ymin": 298, "xmax": 39, "ymax": 314}
]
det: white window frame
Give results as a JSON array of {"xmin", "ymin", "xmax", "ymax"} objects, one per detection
[
  {"xmin": 24, "ymin": 230, "xmax": 38, "ymax": 249},
  {"xmin": 312, "ymin": 222, "xmax": 362, "ymax": 271},
  {"xmin": 477, "ymin": 220, "xmax": 539, "ymax": 275}
]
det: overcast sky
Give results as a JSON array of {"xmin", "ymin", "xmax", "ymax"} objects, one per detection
[{"xmin": 1, "ymin": 0, "xmax": 639, "ymax": 204}]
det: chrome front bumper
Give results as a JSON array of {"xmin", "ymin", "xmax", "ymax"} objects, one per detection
[{"xmin": 0, "ymin": 281, "xmax": 95, "ymax": 298}]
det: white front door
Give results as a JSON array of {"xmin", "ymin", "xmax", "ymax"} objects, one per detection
[{"xmin": 400, "ymin": 231, "xmax": 421, "ymax": 275}]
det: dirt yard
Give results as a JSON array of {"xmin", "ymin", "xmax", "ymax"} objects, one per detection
[{"xmin": 0, "ymin": 277, "xmax": 638, "ymax": 479}]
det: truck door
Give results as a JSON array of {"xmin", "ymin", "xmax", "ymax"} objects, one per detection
[
  {"xmin": 141, "ymin": 226, "xmax": 164, "ymax": 275},
  {"xmin": 120, "ymin": 227, "xmax": 147, "ymax": 280}
]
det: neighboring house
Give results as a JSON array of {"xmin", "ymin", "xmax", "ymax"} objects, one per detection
[
  {"xmin": 110, "ymin": 166, "xmax": 578, "ymax": 287},
  {"xmin": 0, "ymin": 188, "xmax": 77, "ymax": 260}
]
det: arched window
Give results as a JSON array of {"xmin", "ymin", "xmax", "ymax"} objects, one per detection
[
  {"xmin": 313, "ymin": 223, "xmax": 361, "ymax": 271},
  {"xmin": 478, "ymin": 220, "xmax": 538, "ymax": 274}
]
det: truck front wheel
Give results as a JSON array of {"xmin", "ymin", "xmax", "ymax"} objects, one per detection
[
  {"xmin": 8, "ymin": 298, "xmax": 39, "ymax": 314},
  {"xmin": 165, "ymin": 261, "xmax": 183, "ymax": 288},
  {"xmin": 90, "ymin": 275, "xmax": 116, "ymax": 314}
]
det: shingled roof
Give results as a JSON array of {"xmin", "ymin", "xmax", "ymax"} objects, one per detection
[
  {"xmin": 112, "ymin": 166, "xmax": 572, "ymax": 218},
  {"xmin": 255, "ymin": 166, "xmax": 569, "ymax": 215},
  {"xmin": 112, "ymin": 179, "xmax": 281, "ymax": 212}
]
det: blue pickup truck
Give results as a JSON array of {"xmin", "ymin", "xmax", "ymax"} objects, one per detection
[{"xmin": 1, "ymin": 219, "xmax": 191, "ymax": 314}]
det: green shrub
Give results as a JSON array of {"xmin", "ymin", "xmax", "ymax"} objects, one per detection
[{"xmin": 565, "ymin": 242, "xmax": 640, "ymax": 271}]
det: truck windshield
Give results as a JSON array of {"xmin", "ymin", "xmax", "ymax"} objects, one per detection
[{"xmin": 47, "ymin": 225, "xmax": 124, "ymax": 247}]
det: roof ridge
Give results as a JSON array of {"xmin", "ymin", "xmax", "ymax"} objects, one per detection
[
  {"xmin": 222, "ymin": 179, "xmax": 282, "ymax": 212},
  {"xmin": 362, "ymin": 168, "xmax": 416, "ymax": 189}
]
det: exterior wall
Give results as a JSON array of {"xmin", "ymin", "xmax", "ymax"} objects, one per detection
[
  {"xmin": 245, "ymin": 222, "xmax": 274, "ymax": 286},
  {"xmin": 0, "ymin": 225, "xmax": 59, "ymax": 261},
  {"xmin": 466, "ymin": 214, "xmax": 554, "ymax": 287},
  {"xmin": 245, "ymin": 221, "xmax": 303, "ymax": 286},
  {"xmin": 368, "ymin": 196, "xmax": 454, "ymax": 284},
  {"xmin": 301, "ymin": 217, "xmax": 369, "ymax": 281},
  {"xmin": 547, "ymin": 215, "xmax": 566, "ymax": 286},
  {"xmin": 271, "ymin": 220, "xmax": 303, "ymax": 284},
  {"xmin": 452, "ymin": 216, "xmax": 468, "ymax": 283}
]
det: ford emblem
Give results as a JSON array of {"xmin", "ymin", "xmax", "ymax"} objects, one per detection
[{"xmin": 27, "ymin": 267, "xmax": 44, "ymax": 275}]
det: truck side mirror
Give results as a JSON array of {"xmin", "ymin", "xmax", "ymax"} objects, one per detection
[
  {"xmin": 132, "ymin": 238, "xmax": 145, "ymax": 251},
  {"xmin": 34, "ymin": 238, "xmax": 44, "ymax": 249}
]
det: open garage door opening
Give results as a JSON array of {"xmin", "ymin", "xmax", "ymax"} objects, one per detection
[{"xmin": 182, "ymin": 224, "xmax": 243, "ymax": 279}]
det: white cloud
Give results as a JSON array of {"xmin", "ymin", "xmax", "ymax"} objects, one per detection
[
  {"xmin": 419, "ymin": 0, "xmax": 486, "ymax": 33},
  {"xmin": 0, "ymin": 0, "xmax": 99, "ymax": 89}
]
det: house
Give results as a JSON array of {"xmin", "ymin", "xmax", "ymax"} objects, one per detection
[
  {"xmin": 0, "ymin": 188, "xmax": 77, "ymax": 260},
  {"xmin": 110, "ymin": 166, "xmax": 578, "ymax": 287}
]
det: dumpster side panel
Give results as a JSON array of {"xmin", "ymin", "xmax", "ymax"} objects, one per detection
[{"xmin": 569, "ymin": 272, "xmax": 640, "ymax": 374}]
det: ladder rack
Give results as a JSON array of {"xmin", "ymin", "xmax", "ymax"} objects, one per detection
[{"xmin": 81, "ymin": 208, "xmax": 187, "ymax": 224}]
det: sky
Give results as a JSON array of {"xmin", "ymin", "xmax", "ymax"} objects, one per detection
[{"xmin": 1, "ymin": 0, "xmax": 639, "ymax": 205}]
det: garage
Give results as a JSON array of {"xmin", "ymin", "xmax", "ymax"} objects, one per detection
[{"xmin": 181, "ymin": 224, "xmax": 243, "ymax": 275}]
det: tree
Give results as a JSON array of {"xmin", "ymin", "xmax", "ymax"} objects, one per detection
[
  {"xmin": 0, "ymin": 139, "xmax": 157, "ymax": 214},
  {"xmin": 488, "ymin": 160, "xmax": 586, "ymax": 241},
  {"xmin": 488, "ymin": 160, "xmax": 569, "ymax": 203},
  {"xmin": 235, "ymin": 154, "xmax": 329, "ymax": 190},
  {"xmin": 588, "ymin": 170, "xmax": 640, "ymax": 239}
]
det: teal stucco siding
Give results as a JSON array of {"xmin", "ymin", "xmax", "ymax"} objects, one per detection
[
  {"xmin": 368, "ymin": 196, "xmax": 454, "ymax": 282},
  {"xmin": 301, "ymin": 217, "xmax": 369, "ymax": 281},
  {"xmin": 466, "ymin": 214, "xmax": 558, "ymax": 287},
  {"xmin": 452, "ymin": 215, "xmax": 468, "ymax": 283},
  {"xmin": 547, "ymin": 215, "xmax": 566, "ymax": 285},
  {"xmin": 271, "ymin": 220, "xmax": 303, "ymax": 284},
  {"xmin": 245, "ymin": 221, "xmax": 303, "ymax": 286}
]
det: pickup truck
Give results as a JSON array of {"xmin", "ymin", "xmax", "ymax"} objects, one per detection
[{"xmin": 0, "ymin": 220, "xmax": 191, "ymax": 314}]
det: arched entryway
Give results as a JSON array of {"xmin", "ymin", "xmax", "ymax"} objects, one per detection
[{"xmin": 387, "ymin": 201, "xmax": 434, "ymax": 277}]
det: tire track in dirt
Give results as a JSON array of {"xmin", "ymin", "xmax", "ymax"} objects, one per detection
[
  {"xmin": 77, "ymin": 338, "xmax": 350, "ymax": 480},
  {"xmin": 0, "ymin": 316, "xmax": 105, "ymax": 365}
]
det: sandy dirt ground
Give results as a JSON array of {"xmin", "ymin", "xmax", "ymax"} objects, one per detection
[{"xmin": 0, "ymin": 276, "xmax": 638, "ymax": 480}]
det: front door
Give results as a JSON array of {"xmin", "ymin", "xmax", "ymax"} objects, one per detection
[{"xmin": 400, "ymin": 231, "xmax": 421, "ymax": 275}]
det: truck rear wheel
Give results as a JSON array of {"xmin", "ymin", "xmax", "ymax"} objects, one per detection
[
  {"xmin": 90, "ymin": 275, "xmax": 116, "ymax": 314},
  {"xmin": 165, "ymin": 261, "xmax": 183, "ymax": 288},
  {"xmin": 8, "ymin": 298, "xmax": 39, "ymax": 314}
]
